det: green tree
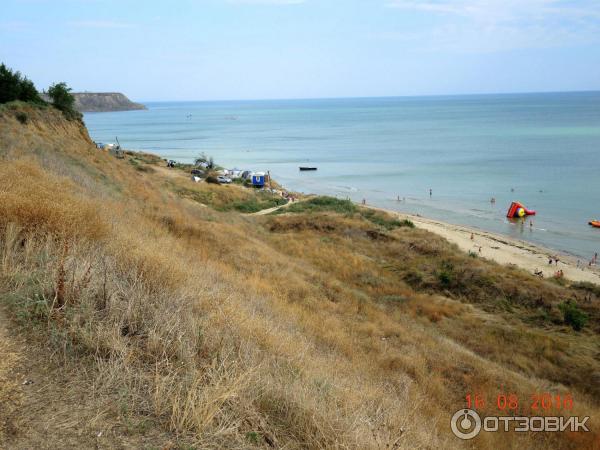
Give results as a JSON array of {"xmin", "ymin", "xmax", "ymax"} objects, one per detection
[
  {"xmin": 0, "ymin": 63, "xmax": 44, "ymax": 104},
  {"xmin": 47, "ymin": 82, "xmax": 81, "ymax": 120}
]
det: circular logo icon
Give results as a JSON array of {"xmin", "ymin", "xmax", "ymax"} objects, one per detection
[{"xmin": 450, "ymin": 409, "xmax": 481, "ymax": 440}]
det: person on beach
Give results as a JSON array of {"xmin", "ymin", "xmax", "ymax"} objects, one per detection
[
  {"xmin": 548, "ymin": 256, "xmax": 553, "ymax": 265},
  {"xmin": 362, "ymin": 198, "xmax": 366, "ymax": 205},
  {"xmin": 470, "ymin": 233, "xmax": 474, "ymax": 241}
]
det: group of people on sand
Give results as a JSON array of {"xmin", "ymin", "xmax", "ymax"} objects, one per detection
[
  {"xmin": 536, "ymin": 251, "xmax": 599, "ymax": 279},
  {"xmin": 534, "ymin": 256, "xmax": 564, "ymax": 279},
  {"xmin": 547, "ymin": 256, "xmax": 565, "ymax": 278},
  {"xmin": 533, "ymin": 268, "xmax": 564, "ymax": 279},
  {"xmin": 548, "ymin": 255, "xmax": 560, "ymax": 266}
]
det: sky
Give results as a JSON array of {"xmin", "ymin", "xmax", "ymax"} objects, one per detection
[{"xmin": 1, "ymin": 0, "xmax": 600, "ymax": 101}]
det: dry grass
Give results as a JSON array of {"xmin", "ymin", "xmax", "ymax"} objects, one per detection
[
  {"xmin": 0, "ymin": 103, "xmax": 599, "ymax": 449},
  {"xmin": 0, "ymin": 161, "xmax": 108, "ymax": 240},
  {"xmin": 0, "ymin": 312, "xmax": 22, "ymax": 444}
]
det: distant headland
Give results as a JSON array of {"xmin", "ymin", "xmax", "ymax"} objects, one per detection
[{"xmin": 72, "ymin": 92, "xmax": 146, "ymax": 112}]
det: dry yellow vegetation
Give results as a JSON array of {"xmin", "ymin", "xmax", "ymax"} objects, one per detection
[{"xmin": 0, "ymin": 103, "xmax": 599, "ymax": 449}]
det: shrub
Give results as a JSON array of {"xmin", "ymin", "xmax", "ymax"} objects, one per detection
[
  {"xmin": 438, "ymin": 270, "xmax": 453, "ymax": 286},
  {"xmin": 0, "ymin": 63, "xmax": 45, "ymax": 105},
  {"xmin": 47, "ymin": 82, "xmax": 81, "ymax": 121},
  {"xmin": 280, "ymin": 196, "xmax": 357, "ymax": 215},
  {"xmin": 400, "ymin": 219, "xmax": 415, "ymax": 228},
  {"xmin": 437, "ymin": 261, "xmax": 455, "ymax": 287},
  {"xmin": 360, "ymin": 209, "xmax": 414, "ymax": 230},
  {"xmin": 558, "ymin": 301, "xmax": 589, "ymax": 331},
  {"xmin": 15, "ymin": 112, "xmax": 28, "ymax": 124}
]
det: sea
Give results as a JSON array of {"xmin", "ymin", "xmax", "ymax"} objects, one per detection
[{"xmin": 84, "ymin": 92, "xmax": 600, "ymax": 260}]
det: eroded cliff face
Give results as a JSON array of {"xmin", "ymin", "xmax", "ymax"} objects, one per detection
[
  {"xmin": 73, "ymin": 92, "xmax": 146, "ymax": 112},
  {"xmin": 0, "ymin": 103, "xmax": 94, "ymax": 162}
]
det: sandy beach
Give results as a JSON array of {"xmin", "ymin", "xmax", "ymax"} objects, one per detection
[{"xmin": 367, "ymin": 206, "xmax": 600, "ymax": 285}]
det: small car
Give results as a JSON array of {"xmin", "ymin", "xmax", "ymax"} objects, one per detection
[{"xmin": 217, "ymin": 176, "xmax": 232, "ymax": 184}]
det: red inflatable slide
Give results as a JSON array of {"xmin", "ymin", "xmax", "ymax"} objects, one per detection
[{"xmin": 506, "ymin": 201, "xmax": 536, "ymax": 218}]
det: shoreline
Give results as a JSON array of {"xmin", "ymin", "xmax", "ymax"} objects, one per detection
[
  {"xmin": 365, "ymin": 204, "xmax": 600, "ymax": 285},
  {"xmin": 108, "ymin": 148, "xmax": 600, "ymax": 285}
]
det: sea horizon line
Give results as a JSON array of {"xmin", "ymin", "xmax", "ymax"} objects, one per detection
[{"xmin": 135, "ymin": 89, "xmax": 600, "ymax": 105}]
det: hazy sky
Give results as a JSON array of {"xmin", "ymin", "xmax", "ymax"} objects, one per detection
[{"xmin": 2, "ymin": 0, "xmax": 600, "ymax": 101}]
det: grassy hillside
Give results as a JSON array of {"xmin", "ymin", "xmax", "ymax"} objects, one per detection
[{"xmin": 0, "ymin": 102, "xmax": 599, "ymax": 449}]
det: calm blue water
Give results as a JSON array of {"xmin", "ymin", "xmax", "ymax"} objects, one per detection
[{"xmin": 84, "ymin": 93, "xmax": 600, "ymax": 259}]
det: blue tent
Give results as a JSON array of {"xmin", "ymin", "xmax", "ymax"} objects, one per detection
[{"xmin": 252, "ymin": 175, "xmax": 265, "ymax": 187}]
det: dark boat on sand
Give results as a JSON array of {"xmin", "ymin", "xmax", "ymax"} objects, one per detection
[{"xmin": 299, "ymin": 167, "xmax": 317, "ymax": 171}]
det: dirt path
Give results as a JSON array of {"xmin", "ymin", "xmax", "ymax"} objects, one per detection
[
  {"xmin": 248, "ymin": 199, "xmax": 295, "ymax": 216},
  {"xmin": 152, "ymin": 164, "xmax": 189, "ymax": 180}
]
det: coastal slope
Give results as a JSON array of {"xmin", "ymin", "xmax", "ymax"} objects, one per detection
[
  {"xmin": 73, "ymin": 92, "xmax": 146, "ymax": 112},
  {"xmin": 0, "ymin": 102, "xmax": 599, "ymax": 450}
]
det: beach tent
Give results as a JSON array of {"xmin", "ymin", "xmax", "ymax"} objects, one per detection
[{"xmin": 252, "ymin": 174, "xmax": 265, "ymax": 187}]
